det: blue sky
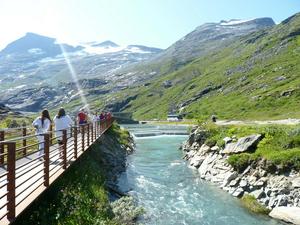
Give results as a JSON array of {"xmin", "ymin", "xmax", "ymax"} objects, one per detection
[{"xmin": 0, "ymin": 0, "xmax": 299, "ymax": 49}]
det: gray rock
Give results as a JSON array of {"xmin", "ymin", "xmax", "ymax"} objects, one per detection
[
  {"xmin": 250, "ymin": 189, "xmax": 266, "ymax": 199},
  {"xmin": 269, "ymin": 207, "xmax": 300, "ymax": 225},
  {"xmin": 277, "ymin": 195, "xmax": 289, "ymax": 207},
  {"xmin": 258, "ymin": 169, "xmax": 267, "ymax": 177},
  {"xmin": 211, "ymin": 146, "xmax": 219, "ymax": 151},
  {"xmin": 242, "ymin": 166, "xmax": 251, "ymax": 175},
  {"xmin": 223, "ymin": 171, "xmax": 238, "ymax": 186},
  {"xmin": 223, "ymin": 137, "xmax": 232, "ymax": 144},
  {"xmin": 292, "ymin": 177, "xmax": 300, "ymax": 188},
  {"xmin": 248, "ymin": 175, "xmax": 258, "ymax": 184},
  {"xmin": 191, "ymin": 142, "xmax": 200, "ymax": 150},
  {"xmin": 269, "ymin": 197, "xmax": 279, "ymax": 208},
  {"xmin": 232, "ymin": 188, "xmax": 244, "ymax": 197},
  {"xmin": 199, "ymin": 144, "xmax": 211, "ymax": 155},
  {"xmin": 194, "ymin": 130, "xmax": 208, "ymax": 144},
  {"xmin": 198, "ymin": 153, "xmax": 217, "ymax": 177},
  {"xmin": 223, "ymin": 134, "xmax": 262, "ymax": 154},
  {"xmin": 262, "ymin": 198, "xmax": 270, "ymax": 206},
  {"xmin": 229, "ymin": 179, "xmax": 240, "ymax": 187},
  {"xmin": 240, "ymin": 180, "xmax": 248, "ymax": 188},
  {"xmin": 213, "ymin": 164, "xmax": 231, "ymax": 171},
  {"xmin": 254, "ymin": 178, "xmax": 267, "ymax": 188},
  {"xmin": 190, "ymin": 155, "xmax": 205, "ymax": 168},
  {"xmin": 266, "ymin": 189, "xmax": 272, "ymax": 197}
]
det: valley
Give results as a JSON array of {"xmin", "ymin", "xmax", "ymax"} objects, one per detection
[{"xmin": 0, "ymin": 4, "xmax": 300, "ymax": 225}]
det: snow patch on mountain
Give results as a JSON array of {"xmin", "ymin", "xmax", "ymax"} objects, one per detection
[{"xmin": 220, "ymin": 19, "xmax": 254, "ymax": 26}]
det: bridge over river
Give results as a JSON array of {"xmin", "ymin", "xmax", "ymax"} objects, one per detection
[{"xmin": 0, "ymin": 118, "xmax": 113, "ymax": 224}]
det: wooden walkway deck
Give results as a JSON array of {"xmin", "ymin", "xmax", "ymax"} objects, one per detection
[{"xmin": 0, "ymin": 118, "xmax": 113, "ymax": 224}]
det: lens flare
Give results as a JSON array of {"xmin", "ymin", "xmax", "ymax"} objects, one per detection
[{"xmin": 59, "ymin": 44, "xmax": 90, "ymax": 114}]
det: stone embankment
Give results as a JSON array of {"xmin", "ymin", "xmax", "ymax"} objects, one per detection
[
  {"xmin": 96, "ymin": 130, "xmax": 135, "ymax": 195},
  {"xmin": 182, "ymin": 127, "xmax": 300, "ymax": 225}
]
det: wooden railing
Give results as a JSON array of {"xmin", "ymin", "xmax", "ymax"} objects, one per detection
[{"xmin": 0, "ymin": 118, "xmax": 113, "ymax": 224}]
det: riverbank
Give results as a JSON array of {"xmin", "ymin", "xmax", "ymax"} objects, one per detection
[
  {"xmin": 13, "ymin": 123, "xmax": 140, "ymax": 225},
  {"xmin": 182, "ymin": 123, "xmax": 300, "ymax": 225}
]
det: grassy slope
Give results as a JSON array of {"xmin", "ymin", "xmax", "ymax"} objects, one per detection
[
  {"xmin": 120, "ymin": 13, "xmax": 300, "ymax": 121},
  {"xmin": 201, "ymin": 122, "xmax": 300, "ymax": 173},
  {"xmin": 13, "ymin": 123, "xmax": 131, "ymax": 225}
]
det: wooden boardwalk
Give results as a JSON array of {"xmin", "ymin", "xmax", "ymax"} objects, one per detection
[{"xmin": 0, "ymin": 118, "xmax": 113, "ymax": 224}]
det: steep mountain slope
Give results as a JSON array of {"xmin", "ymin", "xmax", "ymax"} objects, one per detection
[
  {"xmin": 0, "ymin": 79, "xmax": 108, "ymax": 112},
  {"xmin": 118, "ymin": 13, "xmax": 300, "ymax": 120},
  {"xmin": 118, "ymin": 18, "xmax": 275, "ymax": 82},
  {"xmin": 0, "ymin": 33, "xmax": 162, "ymax": 95}
]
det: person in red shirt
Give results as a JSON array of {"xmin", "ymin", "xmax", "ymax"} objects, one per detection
[{"xmin": 77, "ymin": 109, "xmax": 87, "ymax": 125}]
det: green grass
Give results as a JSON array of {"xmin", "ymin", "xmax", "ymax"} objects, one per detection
[
  {"xmin": 241, "ymin": 195, "xmax": 270, "ymax": 215},
  {"xmin": 199, "ymin": 122, "xmax": 300, "ymax": 173},
  {"xmin": 106, "ymin": 122, "xmax": 131, "ymax": 148},
  {"xmin": 106, "ymin": 13, "xmax": 300, "ymax": 121}
]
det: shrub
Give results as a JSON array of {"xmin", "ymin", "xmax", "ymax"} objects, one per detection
[
  {"xmin": 111, "ymin": 196, "xmax": 144, "ymax": 224},
  {"xmin": 284, "ymin": 136, "xmax": 300, "ymax": 149},
  {"xmin": 205, "ymin": 138, "xmax": 217, "ymax": 147},
  {"xmin": 228, "ymin": 154, "xmax": 251, "ymax": 172},
  {"xmin": 241, "ymin": 195, "xmax": 270, "ymax": 215}
]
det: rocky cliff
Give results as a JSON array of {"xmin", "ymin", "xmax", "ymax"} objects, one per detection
[{"xmin": 182, "ymin": 126, "xmax": 300, "ymax": 224}]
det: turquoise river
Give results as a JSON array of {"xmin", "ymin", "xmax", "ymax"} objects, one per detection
[{"xmin": 118, "ymin": 125, "xmax": 283, "ymax": 225}]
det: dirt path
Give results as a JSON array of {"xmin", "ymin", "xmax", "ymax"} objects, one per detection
[
  {"xmin": 215, "ymin": 118, "xmax": 300, "ymax": 126},
  {"xmin": 143, "ymin": 118, "xmax": 300, "ymax": 126}
]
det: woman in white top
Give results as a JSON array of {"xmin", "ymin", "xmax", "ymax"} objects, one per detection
[
  {"xmin": 32, "ymin": 109, "xmax": 51, "ymax": 156},
  {"xmin": 53, "ymin": 108, "xmax": 73, "ymax": 156}
]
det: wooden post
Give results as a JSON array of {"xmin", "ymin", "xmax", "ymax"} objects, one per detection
[
  {"xmin": 91, "ymin": 124, "xmax": 94, "ymax": 142},
  {"xmin": 49, "ymin": 123, "xmax": 53, "ymax": 145},
  {"xmin": 0, "ymin": 131, "xmax": 4, "ymax": 165},
  {"xmin": 87, "ymin": 124, "xmax": 90, "ymax": 146},
  {"xmin": 43, "ymin": 134, "xmax": 50, "ymax": 187},
  {"xmin": 7, "ymin": 142, "xmax": 16, "ymax": 221},
  {"xmin": 94, "ymin": 121, "xmax": 98, "ymax": 141},
  {"xmin": 22, "ymin": 128, "xmax": 27, "ymax": 156},
  {"xmin": 81, "ymin": 125, "xmax": 85, "ymax": 151},
  {"xmin": 62, "ymin": 130, "xmax": 67, "ymax": 169},
  {"xmin": 74, "ymin": 127, "xmax": 77, "ymax": 159}
]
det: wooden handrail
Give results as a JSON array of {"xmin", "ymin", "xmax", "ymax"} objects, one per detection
[
  {"xmin": 43, "ymin": 134, "xmax": 50, "ymax": 187},
  {"xmin": 22, "ymin": 128, "xmax": 27, "ymax": 157},
  {"xmin": 7, "ymin": 142, "xmax": 16, "ymax": 221},
  {"xmin": 0, "ymin": 131, "xmax": 4, "ymax": 165},
  {"xmin": 0, "ymin": 118, "xmax": 114, "ymax": 224}
]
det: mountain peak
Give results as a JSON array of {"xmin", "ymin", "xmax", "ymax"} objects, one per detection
[
  {"xmin": 219, "ymin": 17, "xmax": 275, "ymax": 26},
  {"xmin": 92, "ymin": 40, "xmax": 119, "ymax": 48},
  {"xmin": 0, "ymin": 32, "xmax": 82, "ymax": 58}
]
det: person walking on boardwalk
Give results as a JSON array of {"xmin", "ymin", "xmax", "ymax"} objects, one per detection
[
  {"xmin": 77, "ymin": 108, "xmax": 87, "ymax": 125},
  {"xmin": 54, "ymin": 108, "xmax": 73, "ymax": 156},
  {"xmin": 32, "ymin": 109, "xmax": 51, "ymax": 157}
]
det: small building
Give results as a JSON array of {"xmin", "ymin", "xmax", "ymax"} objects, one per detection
[{"xmin": 167, "ymin": 114, "xmax": 182, "ymax": 122}]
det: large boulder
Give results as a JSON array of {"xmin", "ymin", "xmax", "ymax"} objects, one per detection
[
  {"xmin": 292, "ymin": 177, "xmax": 300, "ymax": 188},
  {"xmin": 198, "ymin": 153, "xmax": 218, "ymax": 177},
  {"xmin": 222, "ymin": 171, "xmax": 238, "ymax": 186},
  {"xmin": 190, "ymin": 155, "xmax": 205, "ymax": 168},
  {"xmin": 269, "ymin": 207, "xmax": 300, "ymax": 225},
  {"xmin": 223, "ymin": 134, "xmax": 262, "ymax": 154},
  {"xmin": 198, "ymin": 144, "xmax": 211, "ymax": 155}
]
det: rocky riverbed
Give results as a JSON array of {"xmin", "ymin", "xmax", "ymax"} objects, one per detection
[{"xmin": 182, "ymin": 127, "xmax": 300, "ymax": 225}]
